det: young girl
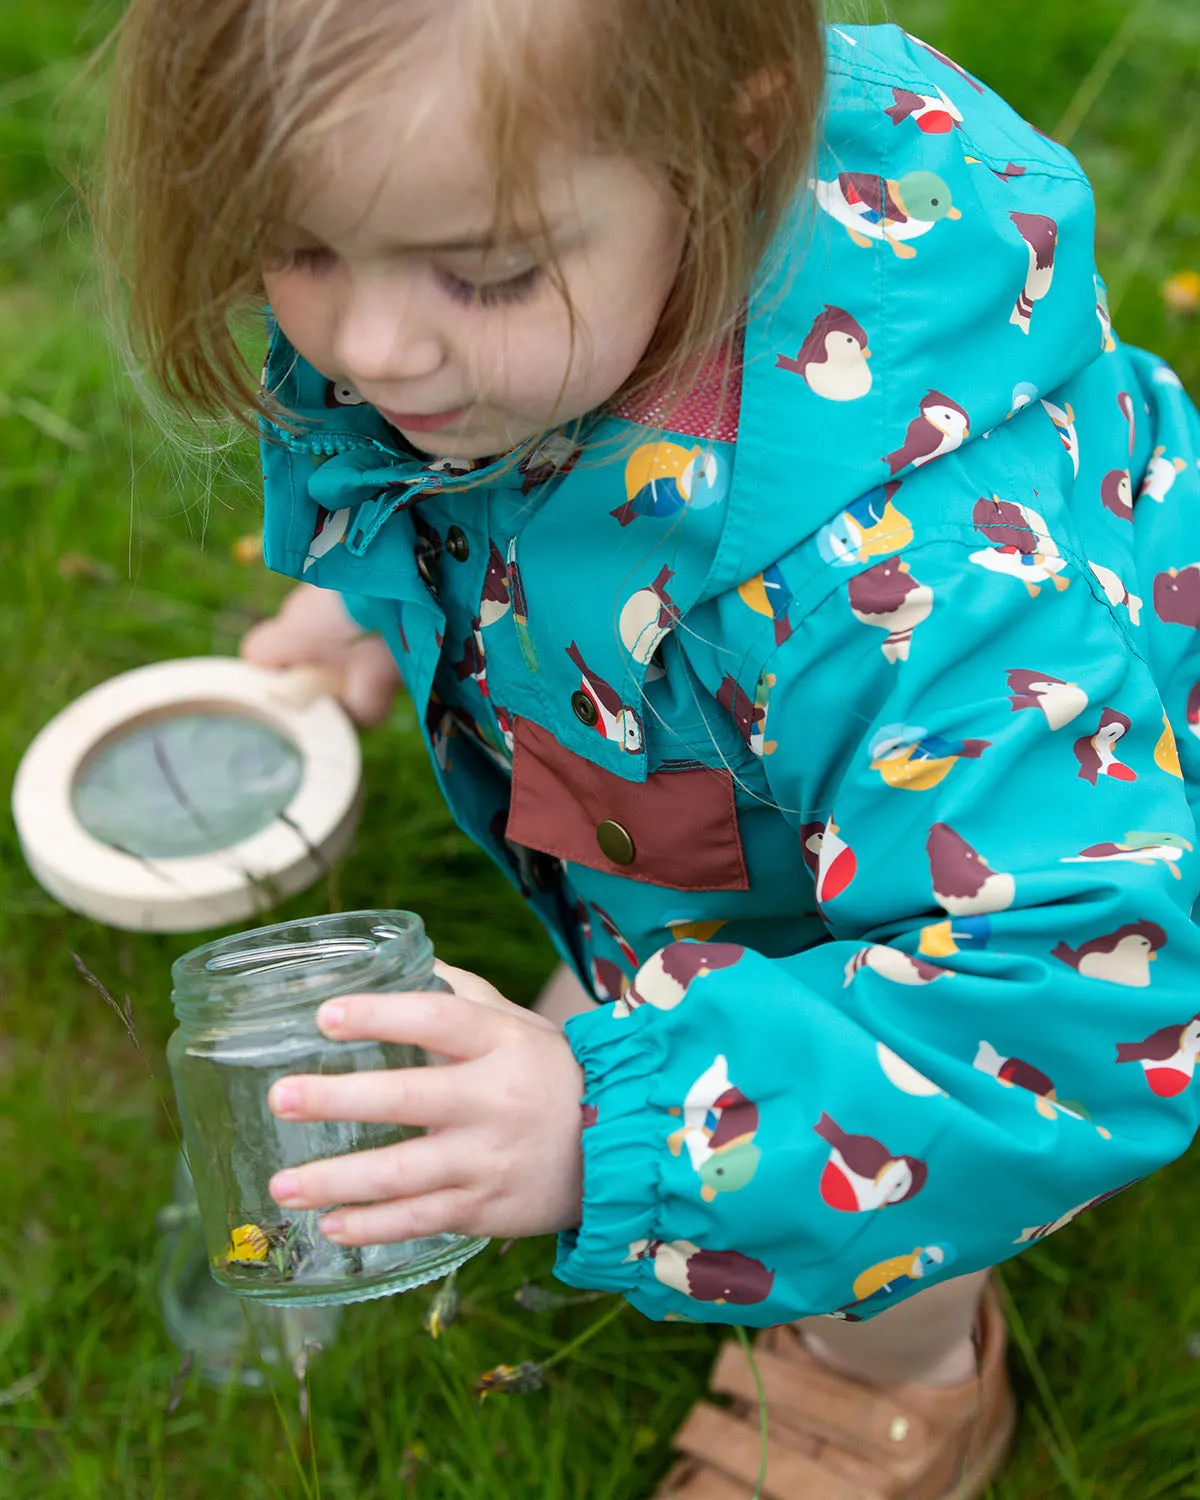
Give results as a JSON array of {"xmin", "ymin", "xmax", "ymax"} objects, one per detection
[{"xmin": 103, "ymin": 1, "xmax": 1200, "ymax": 1495}]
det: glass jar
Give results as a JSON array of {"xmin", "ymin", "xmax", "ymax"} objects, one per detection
[{"xmin": 166, "ymin": 910, "xmax": 489, "ymax": 1307}]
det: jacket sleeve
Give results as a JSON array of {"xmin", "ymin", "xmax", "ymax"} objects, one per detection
[{"xmin": 554, "ymin": 528, "xmax": 1200, "ymax": 1325}]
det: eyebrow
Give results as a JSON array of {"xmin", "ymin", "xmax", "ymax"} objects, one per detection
[{"xmin": 385, "ymin": 230, "xmax": 548, "ymax": 253}]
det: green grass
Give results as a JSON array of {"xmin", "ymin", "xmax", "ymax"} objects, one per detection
[{"xmin": 2, "ymin": 0, "xmax": 1200, "ymax": 1495}]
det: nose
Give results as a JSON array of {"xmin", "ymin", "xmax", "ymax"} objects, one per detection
[{"xmin": 332, "ymin": 270, "xmax": 446, "ymax": 389}]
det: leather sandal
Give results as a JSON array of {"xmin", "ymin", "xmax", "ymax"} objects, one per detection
[{"xmin": 655, "ymin": 1283, "xmax": 1017, "ymax": 1500}]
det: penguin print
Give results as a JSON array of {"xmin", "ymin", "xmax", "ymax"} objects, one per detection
[
  {"xmin": 619, "ymin": 566, "xmax": 680, "ymax": 664},
  {"xmin": 478, "ymin": 541, "xmax": 511, "ymax": 628},
  {"xmin": 869, "ymin": 722, "xmax": 990, "ymax": 790},
  {"xmin": 918, "ymin": 914, "xmax": 992, "ymax": 959},
  {"xmin": 1041, "ymin": 399, "xmax": 1080, "ymax": 476},
  {"xmin": 811, "ymin": 170, "xmax": 961, "ymax": 258},
  {"xmin": 973, "ymin": 1040, "xmax": 1068, "ymax": 1120},
  {"xmin": 1152, "ymin": 563, "xmax": 1200, "ymax": 627},
  {"xmin": 302, "ymin": 505, "xmax": 352, "ymax": 573},
  {"xmin": 611, "ymin": 440, "xmax": 725, "ymax": 526},
  {"xmin": 814, "ymin": 1113, "xmax": 928, "ymax": 1212},
  {"xmin": 776, "ymin": 306, "xmax": 872, "ymax": 400},
  {"xmin": 970, "ymin": 496, "xmax": 1070, "ymax": 597},
  {"xmin": 1016, "ymin": 1184, "xmax": 1131, "ymax": 1244},
  {"xmin": 1088, "ymin": 559, "xmax": 1142, "ymax": 626},
  {"xmin": 738, "ymin": 563, "xmax": 795, "ymax": 645},
  {"xmin": 1115, "ymin": 1015, "xmax": 1200, "ymax": 1096},
  {"xmin": 884, "ymin": 391, "xmax": 970, "ymax": 474},
  {"xmin": 851, "ymin": 1243, "xmax": 955, "ymax": 1306},
  {"xmin": 885, "ymin": 85, "xmax": 962, "ymax": 134},
  {"xmin": 927, "ymin": 823, "xmax": 1015, "ymax": 916},
  {"xmin": 848, "ymin": 558, "xmax": 934, "ymax": 662},
  {"xmin": 817, "ymin": 482, "xmax": 912, "ymax": 567},
  {"xmin": 1155, "ymin": 715, "xmax": 1183, "ymax": 777},
  {"xmin": 505, "ymin": 537, "xmax": 538, "ymax": 671},
  {"xmin": 1140, "ymin": 448, "xmax": 1189, "ymax": 503},
  {"xmin": 1052, "ymin": 920, "xmax": 1167, "ymax": 986},
  {"xmin": 1100, "ymin": 469, "xmax": 1133, "ymax": 522},
  {"xmin": 1073, "ymin": 708, "xmax": 1137, "ymax": 785},
  {"xmin": 844, "ymin": 944, "xmax": 949, "ymax": 987},
  {"xmin": 667, "ymin": 1056, "xmax": 762, "ymax": 1203},
  {"xmin": 800, "ymin": 817, "xmax": 858, "ymax": 905},
  {"xmin": 1008, "ymin": 213, "xmax": 1058, "ymax": 333},
  {"xmin": 1007, "ymin": 668, "xmax": 1089, "ymax": 730},
  {"xmin": 612, "ymin": 942, "xmax": 745, "ymax": 1018},
  {"xmin": 565, "ymin": 642, "xmax": 643, "ymax": 753},
  {"xmin": 624, "ymin": 1239, "xmax": 774, "ymax": 1306},
  {"xmin": 1061, "ymin": 831, "xmax": 1193, "ymax": 880}
]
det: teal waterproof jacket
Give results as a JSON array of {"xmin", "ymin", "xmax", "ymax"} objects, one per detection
[{"xmin": 261, "ymin": 25, "xmax": 1200, "ymax": 1324}]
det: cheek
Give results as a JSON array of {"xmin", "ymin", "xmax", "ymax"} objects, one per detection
[{"xmin": 261, "ymin": 272, "xmax": 331, "ymax": 370}]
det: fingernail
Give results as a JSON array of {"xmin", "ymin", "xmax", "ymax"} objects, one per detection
[
  {"xmin": 270, "ymin": 1082, "xmax": 300, "ymax": 1115},
  {"xmin": 317, "ymin": 1001, "xmax": 346, "ymax": 1033},
  {"xmin": 320, "ymin": 1215, "xmax": 345, "ymax": 1240},
  {"xmin": 271, "ymin": 1170, "xmax": 301, "ymax": 1204}
]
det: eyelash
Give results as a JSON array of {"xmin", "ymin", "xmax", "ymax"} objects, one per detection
[{"xmin": 276, "ymin": 250, "xmax": 543, "ymax": 309}]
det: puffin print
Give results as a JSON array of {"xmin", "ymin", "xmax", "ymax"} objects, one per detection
[
  {"xmin": 970, "ymin": 496, "xmax": 1070, "ymax": 597},
  {"xmin": 1041, "ymin": 399, "xmax": 1080, "ymax": 476},
  {"xmin": 717, "ymin": 673, "xmax": 768, "ymax": 751},
  {"xmin": 973, "ymin": 1040, "xmax": 1076, "ymax": 1121},
  {"xmin": 1016, "ymin": 1184, "xmax": 1131, "ymax": 1244},
  {"xmin": 1073, "ymin": 708, "xmax": 1137, "ymax": 785},
  {"xmin": 479, "ymin": 541, "xmax": 511, "ymax": 627},
  {"xmin": 504, "ymin": 537, "xmax": 537, "ymax": 671},
  {"xmin": 927, "ymin": 823, "xmax": 1015, "ymax": 916},
  {"xmin": 814, "ymin": 1113, "xmax": 928, "ymax": 1212},
  {"xmin": 611, "ymin": 440, "xmax": 725, "ymax": 526},
  {"xmin": 619, "ymin": 565, "xmax": 680, "ymax": 664},
  {"xmin": 844, "ymin": 944, "xmax": 949, "ymax": 988},
  {"xmin": 612, "ymin": 942, "xmax": 745, "ymax": 1018},
  {"xmin": 1115, "ymin": 1014, "xmax": 1200, "ymax": 1097},
  {"xmin": 800, "ymin": 817, "xmax": 858, "ymax": 905},
  {"xmin": 324, "ymin": 379, "xmax": 365, "ymax": 407},
  {"xmin": 1088, "ymin": 559, "xmax": 1142, "ymax": 626},
  {"xmin": 1008, "ymin": 213, "xmax": 1058, "ymax": 333},
  {"xmin": 851, "ymin": 1243, "xmax": 955, "ymax": 1307},
  {"xmin": 869, "ymin": 722, "xmax": 990, "ymax": 791},
  {"xmin": 625, "ymin": 1239, "xmax": 774, "ymax": 1306},
  {"xmin": 1140, "ymin": 448, "xmax": 1188, "ymax": 503},
  {"xmin": 518, "ymin": 432, "xmax": 580, "ymax": 493},
  {"xmin": 885, "ymin": 84, "xmax": 963, "ymax": 133},
  {"xmin": 776, "ymin": 306, "xmax": 873, "ymax": 400},
  {"xmin": 1156, "ymin": 715, "xmax": 1183, "ymax": 777},
  {"xmin": 1061, "ymin": 831, "xmax": 1193, "ymax": 880},
  {"xmin": 565, "ymin": 642, "xmax": 644, "ymax": 753},
  {"xmin": 1100, "ymin": 469, "xmax": 1133, "ymax": 522},
  {"xmin": 884, "ymin": 391, "xmax": 970, "ymax": 475},
  {"xmin": 302, "ymin": 505, "xmax": 351, "ymax": 573},
  {"xmin": 1052, "ymin": 919, "xmax": 1167, "ymax": 987},
  {"xmin": 738, "ymin": 563, "xmax": 795, "ymax": 645},
  {"xmin": 817, "ymin": 482, "xmax": 912, "ymax": 567},
  {"xmin": 667, "ymin": 1055, "xmax": 762, "ymax": 1203},
  {"xmin": 908, "ymin": 34, "xmax": 985, "ymax": 92},
  {"xmin": 1153, "ymin": 563, "xmax": 1200, "ymax": 627},
  {"xmin": 1007, "ymin": 668, "xmax": 1089, "ymax": 730},
  {"xmin": 811, "ymin": 170, "xmax": 961, "ymax": 258},
  {"xmin": 918, "ymin": 914, "xmax": 991, "ymax": 959},
  {"xmin": 848, "ymin": 557, "xmax": 934, "ymax": 663}
]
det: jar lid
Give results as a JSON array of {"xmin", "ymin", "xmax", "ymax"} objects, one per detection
[{"xmin": 11, "ymin": 657, "xmax": 361, "ymax": 933}]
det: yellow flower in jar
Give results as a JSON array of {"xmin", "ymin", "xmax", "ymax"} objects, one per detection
[{"xmin": 226, "ymin": 1223, "xmax": 271, "ymax": 1263}]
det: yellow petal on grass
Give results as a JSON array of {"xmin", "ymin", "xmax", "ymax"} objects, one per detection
[
  {"xmin": 226, "ymin": 1223, "xmax": 270, "ymax": 1262},
  {"xmin": 231, "ymin": 532, "xmax": 263, "ymax": 565},
  {"xmin": 1161, "ymin": 270, "xmax": 1200, "ymax": 317}
]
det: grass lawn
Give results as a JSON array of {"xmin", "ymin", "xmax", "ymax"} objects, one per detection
[{"xmin": 2, "ymin": 0, "xmax": 1199, "ymax": 1495}]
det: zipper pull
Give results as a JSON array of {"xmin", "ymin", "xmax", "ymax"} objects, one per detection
[{"xmin": 345, "ymin": 478, "xmax": 439, "ymax": 556}]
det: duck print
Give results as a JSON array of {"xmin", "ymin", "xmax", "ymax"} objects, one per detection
[
  {"xmin": 1006, "ymin": 668, "xmax": 1089, "ymax": 730},
  {"xmin": 851, "ymin": 1243, "xmax": 956, "ymax": 1306},
  {"xmin": 610, "ymin": 440, "xmax": 725, "ymax": 526},
  {"xmin": 1074, "ymin": 708, "xmax": 1137, "ymax": 785},
  {"xmin": 1140, "ymin": 448, "xmax": 1188, "ymax": 503},
  {"xmin": 1100, "ymin": 468, "xmax": 1133, "ymax": 522},
  {"xmin": 1115, "ymin": 1014, "xmax": 1200, "ymax": 1096},
  {"xmin": 1061, "ymin": 831, "xmax": 1193, "ymax": 879},
  {"xmin": 667, "ymin": 1056, "xmax": 762, "ymax": 1203},
  {"xmin": 884, "ymin": 391, "xmax": 970, "ymax": 474},
  {"xmin": 970, "ymin": 496, "xmax": 1070, "ymax": 597},
  {"xmin": 738, "ymin": 564, "xmax": 795, "ymax": 645},
  {"xmin": 885, "ymin": 85, "xmax": 962, "ymax": 133},
  {"xmin": 1088, "ymin": 560, "xmax": 1142, "ymax": 626},
  {"xmin": 817, "ymin": 482, "xmax": 912, "ymax": 567},
  {"xmin": 844, "ymin": 944, "xmax": 949, "ymax": 987},
  {"xmin": 302, "ymin": 505, "xmax": 351, "ymax": 573},
  {"xmin": 848, "ymin": 557, "xmax": 934, "ymax": 663},
  {"xmin": 869, "ymin": 722, "xmax": 990, "ymax": 790},
  {"xmin": 776, "ymin": 306, "xmax": 872, "ymax": 400},
  {"xmin": 800, "ymin": 817, "xmax": 858, "ymax": 905},
  {"xmin": 811, "ymin": 170, "xmax": 961, "ymax": 258},
  {"xmin": 814, "ymin": 1113, "xmax": 927, "ymax": 1213},
  {"xmin": 565, "ymin": 643, "xmax": 643, "ymax": 752},
  {"xmin": 625, "ymin": 1240, "xmax": 774, "ymax": 1306},
  {"xmin": 619, "ymin": 566, "xmax": 680, "ymax": 664},
  {"xmin": 1052, "ymin": 920, "xmax": 1167, "ymax": 986},
  {"xmin": 1009, "ymin": 213, "xmax": 1058, "ymax": 334},
  {"xmin": 612, "ymin": 942, "xmax": 745, "ymax": 1018},
  {"xmin": 927, "ymin": 823, "xmax": 1015, "ymax": 915}
]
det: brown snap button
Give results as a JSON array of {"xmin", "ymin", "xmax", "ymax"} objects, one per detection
[
  {"xmin": 445, "ymin": 525, "xmax": 470, "ymax": 562},
  {"xmin": 571, "ymin": 690, "xmax": 598, "ymax": 727},
  {"xmin": 529, "ymin": 853, "xmax": 562, "ymax": 892},
  {"xmin": 596, "ymin": 820, "xmax": 635, "ymax": 866}
]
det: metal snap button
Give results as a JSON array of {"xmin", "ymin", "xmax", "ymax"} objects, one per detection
[
  {"xmin": 571, "ymin": 691, "xmax": 598, "ymax": 727},
  {"xmin": 596, "ymin": 820, "xmax": 635, "ymax": 866},
  {"xmin": 415, "ymin": 539, "xmax": 438, "ymax": 590},
  {"xmin": 445, "ymin": 525, "xmax": 470, "ymax": 562},
  {"xmin": 529, "ymin": 853, "xmax": 562, "ymax": 892}
]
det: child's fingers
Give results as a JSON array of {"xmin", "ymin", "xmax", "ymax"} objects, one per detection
[
  {"xmin": 269, "ymin": 1133, "xmax": 468, "ymax": 1213},
  {"xmin": 316, "ymin": 990, "xmax": 505, "ymax": 1057},
  {"xmin": 319, "ymin": 1188, "xmax": 479, "ymax": 1247},
  {"xmin": 267, "ymin": 1058, "xmax": 477, "ymax": 1127},
  {"xmin": 434, "ymin": 960, "xmax": 559, "ymax": 1032}
]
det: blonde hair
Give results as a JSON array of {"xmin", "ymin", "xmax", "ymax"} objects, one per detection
[{"xmin": 99, "ymin": 0, "xmax": 824, "ymax": 438}]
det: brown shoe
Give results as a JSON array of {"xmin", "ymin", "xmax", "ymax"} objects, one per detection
[{"xmin": 656, "ymin": 1284, "xmax": 1016, "ymax": 1500}]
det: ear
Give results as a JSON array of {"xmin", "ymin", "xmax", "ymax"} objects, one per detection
[{"xmin": 732, "ymin": 65, "xmax": 795, "ymax": 164}]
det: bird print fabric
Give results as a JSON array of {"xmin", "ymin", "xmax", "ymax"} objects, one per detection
[{"xmin": 258, "ymin": 24, "xmax": 1200, "ymax": 1327}]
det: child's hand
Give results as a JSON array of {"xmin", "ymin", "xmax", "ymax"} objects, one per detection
[
  {"xmin": 240, "ymin": 582, "xmax": 404, "ymax": 727},
  {"xmin": 265, "ymin": 962, "xmax": 586, "ymax": 1243}
]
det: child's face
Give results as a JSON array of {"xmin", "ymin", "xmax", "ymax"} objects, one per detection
[{"xmin": 263, "ymin": 44, "xmax": 688, "ymax": 459}]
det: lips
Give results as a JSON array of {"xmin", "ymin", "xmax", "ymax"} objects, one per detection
[{"xmin": 377, "ymin": 405, "xmax": 468, "ymax": 433}]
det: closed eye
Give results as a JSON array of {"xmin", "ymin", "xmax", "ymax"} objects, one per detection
[{"xmin": 438, "ymin": 266, "xmax": 543, "ymax": 308}]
